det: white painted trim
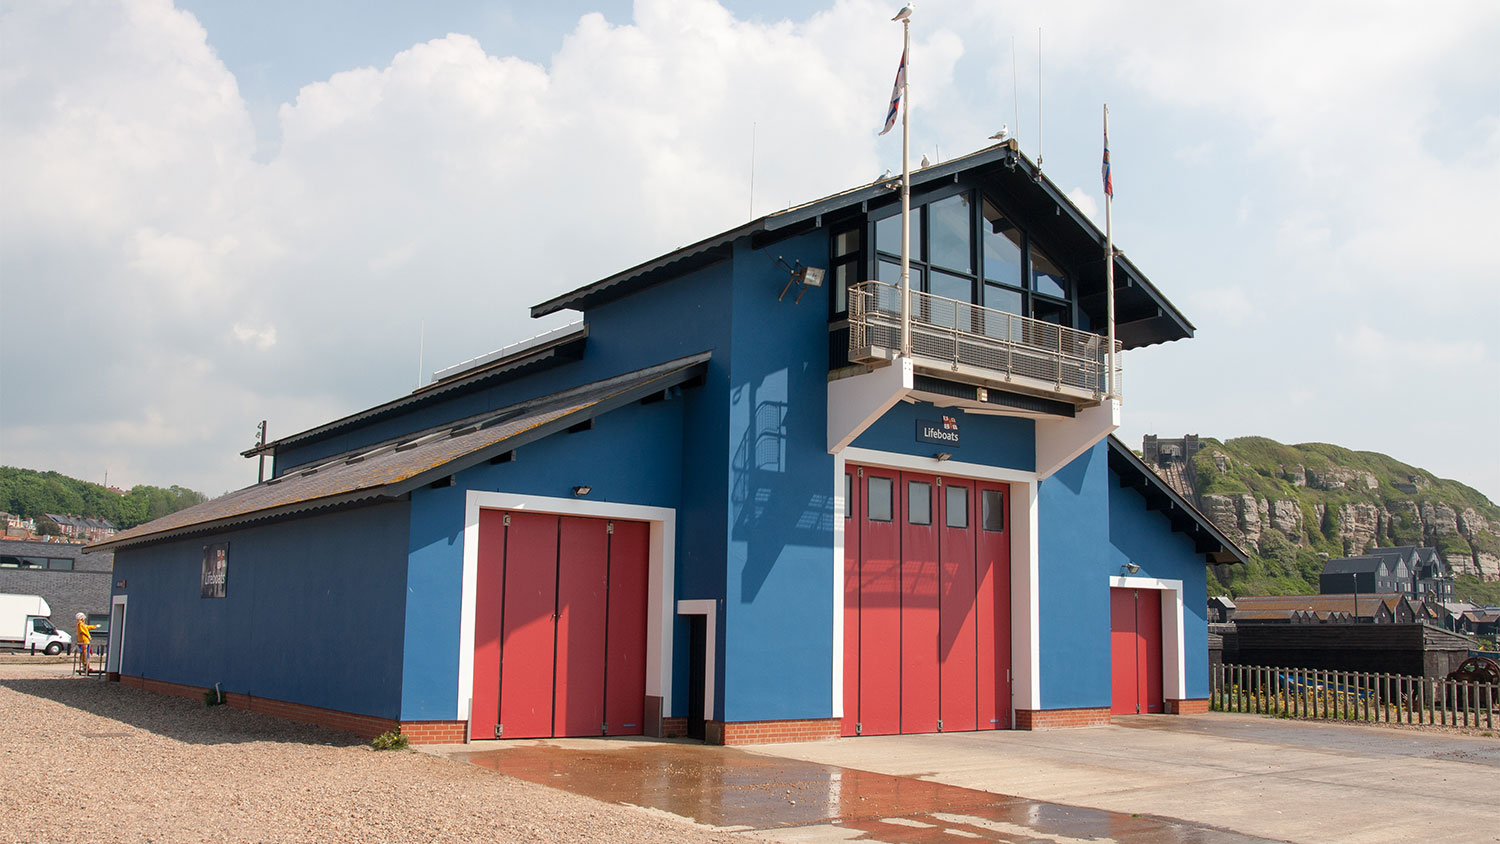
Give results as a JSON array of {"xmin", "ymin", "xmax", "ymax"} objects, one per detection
[
  {"xmin": 675, "ymin": 599, "xmax": 717, "ymax": 721},
  {"xmin": 832, "ymin": 447, "xmax": 1042, "ymax": 721},
  {"xmin": 1034, "ymin": 398, "xmax": 1119, "ymax": 480},
  {"xmin": 458, "ymin": 491, "xmax": 677, "ymax": 721},
  {"xmin": 106, "ymin": 593, "xmax": 128, "ymax": 675},
  {"xmin": 1109, "ymin": 575, "xmax": 1187, "ymax": 701},
  {"xmin": 831, "ymin": 450, "xmax": 846, "ymax": 719},
  {"xmin": 1012, "ymin": 479, "xmax": 1042, "ymax": 712},
  {"xmin": 826, "ymin": 358, "xmax": 913, "ymax": 452}
]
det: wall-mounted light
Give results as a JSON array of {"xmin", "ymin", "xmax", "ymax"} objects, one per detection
[
  {"xmin": 776, "ymin": 257, "xmax": 826, "ymax": 304},
  {"xmin": 572, "ymin": 485, "xmax": 592, "ymax": 497},
  {"xmin": 934, "ymin": 452, "xmax": 952, "ymax": 462},
  {"xmin": 1122, "ymin": 562, "xmax": 1141, "ymax": 574}
]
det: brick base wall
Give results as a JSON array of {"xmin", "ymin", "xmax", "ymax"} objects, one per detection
[
  {"xmin": 704, "ymin": 718, "xmax": 841, "ymax": 745},
  {"xmin": 1165, "ymin": 698, "xmax": 1210, "ymax": 714},
  {"xmin": 119, "ymin": 675, "xmax": 464, "ymax": 744},
  {"xmin": 660, "ymin": 717, "xmax": 689, "ymax": 738},
  {"xmin": 1015, "ymin": 707, "xmax": 1112, "ymax": 729}
]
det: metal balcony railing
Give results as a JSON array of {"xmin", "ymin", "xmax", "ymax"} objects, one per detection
[{"xmin": 848, "ymin": 280, "xmax": 1122, "ymax": 401}]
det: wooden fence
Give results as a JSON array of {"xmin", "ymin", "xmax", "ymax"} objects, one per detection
[{"xmin": 1211, "ymin": 663, "xmax": 1495, "ymax": 730}]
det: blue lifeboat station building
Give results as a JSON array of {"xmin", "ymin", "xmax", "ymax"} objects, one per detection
[{"xmin": 90, "ymin": 143, "xmax": 1244, "ymax": 745}]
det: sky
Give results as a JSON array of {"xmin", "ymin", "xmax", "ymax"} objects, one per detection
[{"xmin": 2, "ymin": 0, "xmax": 1498, "ymax": 502}]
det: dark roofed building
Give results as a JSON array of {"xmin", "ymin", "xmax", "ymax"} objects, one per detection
[
  {"xmin": 1232, "ymin": 594, "xmax": 1415, "ymax": 625},
  {"xmin": 1320, "ymin": 555, "xmax": 1407, "ymax": 596}
]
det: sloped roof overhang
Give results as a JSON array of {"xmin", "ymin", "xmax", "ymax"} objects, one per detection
[
  {"xmin": 532, "ymin": 142, "xmax": 1195, "ymax": 349},
  {"xmin": 91, "ymin": 352, "xmax": 709, "ymax": 554},
  {"xmin": 1107, "ymin": 435, "xmax": 1249, "ymax": 565}
]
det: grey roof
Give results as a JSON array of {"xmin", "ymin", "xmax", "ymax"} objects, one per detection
[
  {"xmin": 244, "ymin": 323, "xmax": 589, "ymax": 459},
  {"xmin": 532, "ymin": 142, "xmax": 1196, "ymax": 350},
  {"xmin": 90, "ymin": 352, "xmax": 710, "ymax": 553},
  {"xmin": 1321, "ymin": 555, "xmax": 1389, "ymax": 576},
  {"xmin": 1105, "ymin": 435, "xmax": 1248, "ymax": 565}
]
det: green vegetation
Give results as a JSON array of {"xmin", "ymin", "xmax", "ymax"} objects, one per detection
[
  {"xmin": 0, "ymin": 466, "xmax": 207, "ymax": 530},
  {"xmin": 370, "ymin": 730, "xmax": 409, "ymax": 751},
  {"xmin": 1192, "ymin": 437, "xmax": 1500, "ymax": 603}
]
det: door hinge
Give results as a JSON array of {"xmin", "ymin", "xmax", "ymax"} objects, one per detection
[
  {"xmin": 502, "ymin": 514, "xmax": 511, "ymax": 527},
  {"xmin": 495, "ymin": 724, "xmax": 503, "ymax": 737},
  {"xmin": 601, "ymin": 721, "xmax": 609, "ymax": 735},
  {"xmin": 857, "ymin": 467, "xmax": 864, "ymax": 478},
  {"xmin": 855, "ymin": 721, "xmax": 862, "ymax": 735},
  {"xmin": 937, "ymin": 719, "xmax": 944, "ymax": 731},
  {"xmin": 936, "ymin": 477, "xmax": 943, "ymax": 487},
  {"xmin": 606, "ymin": 522, "xmax": 614, "ymax": 534}
]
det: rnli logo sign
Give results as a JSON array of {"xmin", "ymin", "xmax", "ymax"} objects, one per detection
[{"xmin": 916, "ymin": 415, "xmax": 960, "ymax": 446}]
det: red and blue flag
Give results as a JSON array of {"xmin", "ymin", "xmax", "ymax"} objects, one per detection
[
  {"xmin": 879, "ymin": 47, "xmax": 907, "ymax": 136},
  {"xmin": 1102, "ymin": 126, "xmax": 1113, "ymax": 198}
]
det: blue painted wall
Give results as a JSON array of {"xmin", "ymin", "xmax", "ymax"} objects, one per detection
[
  {"xmin": 111, "ymin": 503, "xmax": 410, "ymax": 718},
  {"xmin": 852, "ymin": 402, "xmax": 1036, "ymax": 471},
  {"xmin": 1036, "ymin": 442, "xmax": 1113, "ymax": 709},
  {"xmin": 1036, "ymin": 440, "xmax": 1212, "ymax": 709},
  {"xmin": 721, "ymin": 233, "xmax": 838, "ymax": 723},
  {"xmin": 1106, "ymin": 471, "xmax": 1211, "ymax": 699}
]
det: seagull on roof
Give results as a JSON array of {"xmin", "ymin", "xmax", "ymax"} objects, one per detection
[
  {"xmin": 920, "ymin": 154, "xmax": 931, "ymax": 167},
  {"xmin": 989, "ymin": 125, "xmax": 1009, "ymax": 141},
  {"xmin": 892, "ymin": 3, "xmax": 914, "ymax": 22}
]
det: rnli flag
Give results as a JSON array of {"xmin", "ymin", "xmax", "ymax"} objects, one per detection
[
  {"xmin": 879, "ymin": 47, "xmax": 907, "ymax": 136},
  {"xmin": 1102, "ymin": 126, "xmax": 1113, "ymax": 198}
]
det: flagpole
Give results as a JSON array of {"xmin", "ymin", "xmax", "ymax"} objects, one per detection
[
  {"xmin": 899, "ymin": 16, "xmax": 912, "ymax": 358},
  {"xmin": 1104, "ymin": 103, "xmax": 1116, "ymax": 399}
]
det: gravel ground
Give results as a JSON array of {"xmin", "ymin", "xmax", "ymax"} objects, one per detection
[{"xmin": 0, "ymin": 663, "xmax": 755, "ymax": 844}]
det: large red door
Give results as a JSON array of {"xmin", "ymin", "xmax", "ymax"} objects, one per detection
[
  {"xmin": 846, "ymin": 464, "xmax": 1010, "ymax": 736},
  {"xmin": 858, "ymin": 467, "xmax": 902, "ymax": 736},
  {"xmin": 1110, "ymin": 587, "xmax": 1163, "ymax": 715},
  {"xmin": 499, "ymin": 512, "xmax": 559, "ymax": 738},
  {"xmin": 475, "ymin": 511, "xmax": 649, "ymax": 739},
  {"xmin": 938, "ymin": 478, "xmax": 978, "ymax": 733},
  {"xmin": 841, "ymin": 470, "xmax": 862, "ymax": 737},
  {"xmin": 975, "ymin": 483, "xmax": 1011, "ymax": 729}
]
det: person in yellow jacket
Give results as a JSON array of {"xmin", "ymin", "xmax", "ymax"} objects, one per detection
[{"xmin": 75, "ymin": 613, "xmax": 98, "ymax": 674}]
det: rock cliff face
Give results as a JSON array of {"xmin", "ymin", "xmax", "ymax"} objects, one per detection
[{"xmin": 1146, "ymin": 435, "xmax": 1500, "ymax": 590}]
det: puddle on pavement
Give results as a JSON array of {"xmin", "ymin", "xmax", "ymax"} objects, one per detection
[{"xmin": 448, "ymin": 740, "xmax": 1273, "ymax": 843}]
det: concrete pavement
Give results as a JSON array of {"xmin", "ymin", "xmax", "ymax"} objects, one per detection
[{"xmin": 748, "ymin": 713, "xmax": 1500, "ymax": 844}]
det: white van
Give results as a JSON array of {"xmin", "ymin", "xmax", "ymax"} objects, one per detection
[{"xmin": 0, "ymin": 594, "xmax": 73, "ymax": 654}]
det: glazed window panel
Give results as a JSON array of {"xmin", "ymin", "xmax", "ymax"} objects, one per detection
[
  {"xmin": 928, "ymin": 194, "xmax": 973, "ymax": 273},
  {"xmin": 845, "ymin": 473, "xmax": 853, "ymax": 519},
  {"xmin": 875, "ymin": 207, "xmax": 924, "ymax": 260},
  {"xmin": 1030, "ymin": 245, "xmax": 1070, "ymax": 299},
  {"xmin": 908, "ymin": 481, "xmax": 932, "ymax": 526},
  {"xmin": 981, "ymin": 489, "xmax": 1006, "ymax": 532},
  {"xmin": 868, "ymin": 476, "xmax": 894, "ymax": 522},
  {"xmin": 945, "ymin": 485, "xmax": 969, "ymax": 529},
  {"xmin": 982, "ymin": 199, "xmax": 1024, "ymax": 288}
]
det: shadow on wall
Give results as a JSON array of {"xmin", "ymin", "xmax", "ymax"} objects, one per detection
[
  {"xmin": 731, "ymin": 387, "xmax": 834, "ymax": 603},
  {"xmin": 0, "ymin": 675, "xmax": 366, "ymax": 747}
]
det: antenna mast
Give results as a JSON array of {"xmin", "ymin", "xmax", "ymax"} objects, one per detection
[
  {"xmin": 1037, "ymin": 28, "xmax": 1043, "ymax": 167},
  {"xmin": 1011, "ymin": 35, "xmax": 1020, "ymax": 149},
  {"xmin": 749, "ymin": 121, "xmax": 757, "ymax": 219}
]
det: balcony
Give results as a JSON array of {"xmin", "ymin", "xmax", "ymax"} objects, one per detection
[{"xmin": 847, "ymin": 280, "xmax": 1121, "ymax": 407}]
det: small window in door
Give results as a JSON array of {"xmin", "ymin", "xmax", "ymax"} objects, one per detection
[
  {"xmin": 868, "ymin": 476, "xmax": 893, "ymax": 522},
  {"xmin": 945, "ymin": 485, "xmax": 969, "ymax": 529},
  {"xmin": 908, "ymin": 481, "xmax": 932, "ymax": 525},
  {"xmin": 982, "ymin": 489, "xmax": 1006, "ymax": 531},
  {"xmin": 844, "ymin": 473, "xmax": 853, "ymax": 519}
]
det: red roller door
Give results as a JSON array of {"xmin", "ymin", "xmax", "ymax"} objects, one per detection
[
  {"xmin": 845, "ymin": 464, "xmax": 1011, "ymax": 736},
  {"xmin": 473, "ymin": 511, "xmax": 649, "ymax": 739},
  {"xmin": 1110, "ymin": 586, "xmax": 1163, "ymax": 715}
]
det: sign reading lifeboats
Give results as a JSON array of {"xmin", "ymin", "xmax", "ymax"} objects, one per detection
[
  {"xmin": 201, "ymin": 542, "xmax": 228, "ymax": 599},
  {"xmin": 916, "ymin": 415, "xmax": 960, "ymax": 446}
]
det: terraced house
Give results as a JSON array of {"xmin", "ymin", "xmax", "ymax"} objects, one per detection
[{"xmin": 88, "ymin": 142, "xmax": 1244, "ymax": 744}]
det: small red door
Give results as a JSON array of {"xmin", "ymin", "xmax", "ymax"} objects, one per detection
[
  {"xmin": 1111, "ymin": 587, "xmax": 1163, "ymax": 715},
  {"xmin": 471, "ymin": 509, "xmax": 508, "ymax": 739}
]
